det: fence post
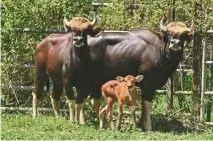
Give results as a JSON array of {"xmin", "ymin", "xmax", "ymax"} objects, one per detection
[
  {"xmin": 166, "ymin": 76, "xmax": 174, "ymax": 110},
  {"xmin": 206, "ymin": 30, "xmax": 213, "ymax": 122},
  {"xmin": 200, "ymin": 38, "xmax": 206, "ymax": 120}
]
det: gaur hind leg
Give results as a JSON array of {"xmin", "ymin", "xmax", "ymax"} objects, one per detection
[
  {"xmin": 32, "ymin": 71, "xmax": 48, "ymax": 119},
  {"xmin": 50, "ymin": 76, "xmax": 63, "ymax": 118},
  {"xmin": 99, "ymin": 104, "xmax": 108, "ymax": 129}
]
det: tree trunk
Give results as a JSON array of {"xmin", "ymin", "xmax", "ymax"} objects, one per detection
[
  {"xmin": 165, "ymin": 0, "xmax": 175, "ymax": 111},
  {"xmin": 192, "ymin": 2, "xmax": 202, "ymax": 116}
]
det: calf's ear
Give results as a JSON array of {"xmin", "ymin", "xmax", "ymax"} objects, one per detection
[
  {"xmin": 135, "ymin": 75, "xmax": 144, "ymax": 82},
  {"xmin": 116, "ymin": 76, "xmax": 124, "ymax": 82}
]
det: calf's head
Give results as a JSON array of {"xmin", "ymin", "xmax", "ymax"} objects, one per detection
[
  {"xmin": 160, "ymin": 17, "xmax": 194, "ymax": 52},
  {"xmin": 115, "ymin": 75, "xmax": 144, "ymax": 103},
  {"xmin": 116, "ymin": 75, "xmax": 144, "ymax": 90}
]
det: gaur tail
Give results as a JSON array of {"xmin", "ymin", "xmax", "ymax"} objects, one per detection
[{"xmin": 46, "ymin": 78, "xmax": 50, "ymax": 92}]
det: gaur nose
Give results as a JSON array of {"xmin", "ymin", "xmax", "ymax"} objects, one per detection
[
  {"xmin": 171, "ymin": 39, "xmax": 180, "ymax": 45},
  {"xmin": 74, "ymin": 36, "xmax": 83, "ymax": 42}
]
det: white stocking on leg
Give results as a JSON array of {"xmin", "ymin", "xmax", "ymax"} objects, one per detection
[{"xmin": 50, "ymin": 96, "xmax": 60, "ymax": 118}]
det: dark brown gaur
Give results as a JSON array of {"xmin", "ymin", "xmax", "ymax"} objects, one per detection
[{"xmin": 87, "ymin": 17, "xmax": 194, "ymax": 131}]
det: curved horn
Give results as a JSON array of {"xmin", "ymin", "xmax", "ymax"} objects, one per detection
[
  {"xmin": 160, "ymin": 16, "xmax": 167, "ymax": 32},
  {"xmin": 63, "ymin": 15, "xmax": 71, "ymax": 32},
  {"xmin": 189, "ymin": 19, "xmax": 195, "ymax": 34},
  {"xmin": 90, "ymin": 11, "xmax": 97, "ymax": 27}
]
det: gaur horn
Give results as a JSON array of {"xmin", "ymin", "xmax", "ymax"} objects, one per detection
[
  {"xmin": 189, "ymin": 19, "xmax": 195, "ymax": 34},
  {"xmin": 63, "ymin": 15, "xmax": 71, "ymax": 32},
  {"xmin": 159, "ymin": 16, "xmax": 167, "ymax": 32},
  {"xmin": 90, "ymin": 11, "xmax": 97, "ymax": 27}
]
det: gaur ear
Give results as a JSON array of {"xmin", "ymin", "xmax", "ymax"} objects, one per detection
[
  {"xmin": 116, "ymin": 76, "xmax": 124, "ymax": 82},
  {"xmin": 135, "ymin": 75, "xmax": 144, "ymax": 82},
  {"xmin": 187, "ymin": 32, "xmax": 194, "ymax": 41},
  {"xmin": 183, "ymin": 32, "xmax": 193, "ymax": 47}
]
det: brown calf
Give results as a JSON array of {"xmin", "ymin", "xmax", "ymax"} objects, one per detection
[{"xmin": 99, "ymin": 75, "xmax": 144, "ymax": 130}]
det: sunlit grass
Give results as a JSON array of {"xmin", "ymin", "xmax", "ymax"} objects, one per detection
[{"xmin": 1, "ymin": 112, "xmax": 213, "ymax": 140}]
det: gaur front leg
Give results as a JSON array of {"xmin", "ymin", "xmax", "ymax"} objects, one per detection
[
  {"xmin": 64, "ymin": 81, "xmax": 76, "ymax": 122},
  {"xmin": 50, "ymin": 96, "xmax": 60, "ymax": 118},
  {"xmin": 50, "ymin": 78, "xmax": 63, "ymax": 118},
  {"xmin": 79, "ymin": 99, "xmax": 86, "ymax": 125},
  {"xmin": 142, "ymin": 100, "xmax": 152, "ymax": 131},
  {"xmin": 32, "ymin": 92, "xmax": 39, "ymax": 119},
  {"xmin": 67, "ymin": 100, "xmax": 75, "ymax": 121},
  {"xmin": 75, "ymin": 88, "xmax": 88, "ymax": 124},
  {"xmin": 75, "ymin": 103, "xmax": 81, "ymax": 124}
]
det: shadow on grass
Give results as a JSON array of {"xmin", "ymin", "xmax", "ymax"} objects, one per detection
[
  {"xmin": 83, "ymin": 109, "xmax": 208, "ymax": 133},
  {"xmin": 151, "ymin": 114, "xmax": 186, "ymax": 133},
  {"xmin": 146, "ymin": 113, "xmax": 207, "ymax": 133}
]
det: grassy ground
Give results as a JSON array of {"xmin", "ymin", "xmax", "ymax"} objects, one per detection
[{"xmin": 1, "ymin": 111, "xmax": 213, "ymax": 140}]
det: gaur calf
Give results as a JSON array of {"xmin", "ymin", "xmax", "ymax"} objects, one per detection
[{"xmin": 99, "ymin": 75, "xmax": 144, "ymax": 130}]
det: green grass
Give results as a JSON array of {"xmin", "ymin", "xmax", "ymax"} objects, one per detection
[{"xmin": 1, "ymin": 112, "xmax": 213, "ymax": 140}]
